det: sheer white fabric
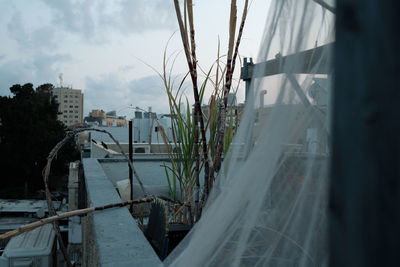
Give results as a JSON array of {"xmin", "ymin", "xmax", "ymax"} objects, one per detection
[{"xmin": 165, "ymin": 0, "xmax": 334, "ymax": 266}]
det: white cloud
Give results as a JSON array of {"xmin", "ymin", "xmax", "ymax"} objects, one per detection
[
  {"xmin": 82, "ymin": 70, "xmax": 203, "ymax": 118},
  {"xmin": 0, "ymin": 54, "xmax": 72, "ymax": 95},
  {"xmin": 6, "ymin": 9, "xmax": 58, "ymax": 51},
  {"xmin": 0, "ymin": 0, "xmax": 266, "ymax": 110},
  {"xmin": 84, "ymin": 74, "xmax": 171, "ymax": 116},
  {"xmin": 39, "ymin": 0, "xmax": 176, "ymax": 42},
  {"xmin": 32, "ymin": 53, "xmax": 72, "ymax": 82}
]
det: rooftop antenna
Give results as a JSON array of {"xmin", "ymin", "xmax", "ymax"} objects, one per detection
[{"xmin": 59, "ymin": 73, "xmax": 63, "ymax": 88}]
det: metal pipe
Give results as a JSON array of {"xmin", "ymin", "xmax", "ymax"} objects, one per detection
[{"xmin": 129, "ymin": 120, "xmax": 133, "ymax": 213}]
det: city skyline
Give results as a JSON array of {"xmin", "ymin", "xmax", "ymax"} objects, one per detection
[{"xmin": 0, "ymin": 0, "xmax": 270, "ymax": 116}]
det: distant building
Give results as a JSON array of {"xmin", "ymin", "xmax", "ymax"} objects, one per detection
[
  {"xmin": 85, "ymin": 109, "xmax": 127, "ymax": 127},
  {"xmin": 104, "ymin": 111, "xmax": 127, "ymax": 127},
  {"xmin": 132, "ymin": 110, "xmax": 173, "ymax": 143},
  {"xmin": 89, "ymin": 109, "xmax": 106, "ymax": 118},
  {"xmin": 201, "ymin": 93, "xmax": 243, "ymax": 125},
  {"xmin": 52, "ymin": 87, "xmax": 84, "ymax": 126}
]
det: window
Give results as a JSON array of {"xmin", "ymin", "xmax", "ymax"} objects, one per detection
[
  {"xmin": 75, "ymin": 105, "xmax": 79, "ymax": 108},
  {"xmin": 64, "ymin": 105, "xmax": 67, "ymax": 108},
  {"xmin": 69, "ymin": 105, "xmax": 73, "ymax": 108},
  {"xmin": 75, "ymin": 100, "xmax": 79, "ymax": 103},
  {"xmin": 63, "ymin": 115, "xmax": 67, "ymax": 118},
  {"xmin": 64, "ymin": 100, "xmax": 67, "ymax": 103},
  {"xmin": 65, "ymin": 95, "xmax": 68, "ymax": 98},
  {"xmin": 70, "ymin": 100, "xmax": 73, "ymax": 103},
  {"xmin": 69, "ymin": 110, "xmax": 73, "ymax": 113},
  {"xmin": 75, "ymin": 115, "xmax": 78, "ymax": 118},
  {"xmin": 69, "ymin": 115, "xmax": 73, "ymax": 118},
  {"xmin": 75, "ymin": 110, "xmax": 78, "ymax": 113},
  {"xmin": 75, "ymin": 95, "xmax": 79, "ymax": 98},
  {"xmin": 63, "ymin": 110, "xmax": 67, "ymax": 113}
]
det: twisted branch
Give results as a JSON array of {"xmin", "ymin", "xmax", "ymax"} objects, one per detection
[{"xmin": 42, "ymin": 127, "xmax": 146, "ymax": 266}]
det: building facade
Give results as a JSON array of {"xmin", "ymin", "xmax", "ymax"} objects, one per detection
[
  {"xmin": 105, "ymin": 117, "xmax": 127, "ymax": 127},
  {"xmin": 85, "ymin": 109, "xmax": 127, "ymax": 127},
  {"xmin": 89, "ymin": 109, "xmax": 106, "ymax": 118},
  {"xmin": 52, "ymin": 87, "xmax": 84, "ymax": 126}
]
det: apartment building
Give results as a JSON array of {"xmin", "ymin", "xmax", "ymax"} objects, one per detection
[{"xmin": 52, "ymin": 87, "xmax": 84, "ymax": 126}]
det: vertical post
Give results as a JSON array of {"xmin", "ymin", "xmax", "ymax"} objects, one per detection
[
  {"xmin": 260, "ymin": 90, "xmax": 267, "ymax": 107},
  {"xmin": 68, "ymin": 161, "xmax": 82, "ymax": 245},
  {"xmin": 68, "ymin": 161, "xmax": 79, "ymax": 211},
  {"xmin": 241, "ymin": 57, "xmax": 252, "ymax": 103},
  {"xmin": 331, "ymin": 1, "xmax": 400, "ymax": 266},
  {"xmin": 129, "ymin": 120, "xmax": 133, "ymax": 213}
]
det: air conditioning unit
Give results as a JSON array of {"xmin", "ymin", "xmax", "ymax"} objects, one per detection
[
  {"xmin": 0, "ymin": 224, "xmax": 55, "ymax": 267},
  {"xmin": 133, "ymin": 145, "xmax": 150, "ymax": 154}
]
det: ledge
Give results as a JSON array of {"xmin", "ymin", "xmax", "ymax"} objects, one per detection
[{"xmin": 82, "ymin": 158, "xmax": 161, "ymax": 267}]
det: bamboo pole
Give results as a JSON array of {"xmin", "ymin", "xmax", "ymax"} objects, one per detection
[
  {"xmin": 0, "ymin": 194, "xmax": 188, "ymax": 241},
  {"xmin": 212, "ymin": 0, "xmax": 249, "ymax": 175},
  {"xmin": 187, "ymin": 0, "xmax": 200, "ymax": 223},
  {"xmin": 198, "ymin": 0, "xmax": 249, "ymax": 219},
  {"xmin": 173, "ymin": 0, "xmax": 211, "ymax": 220},
  {"xmin": 0, "ymin": 197, "xmax": 154, "ymax": 241},
  {"xmin": 185, "ymin": 0, "xmax": 211, "ymax": 199}
]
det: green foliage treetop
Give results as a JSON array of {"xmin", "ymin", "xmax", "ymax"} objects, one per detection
[{"xmin": 0, "ymin": 83, "xmax": 79, "ymax": 198}]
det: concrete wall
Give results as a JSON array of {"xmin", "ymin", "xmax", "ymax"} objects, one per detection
[
  {"xmin": 81, "ymin": 158, "xmax": 161, "ymax": 267},
  {"xmin": 90, "ymin": 142, "xmax": 171, "ymax": 159}
]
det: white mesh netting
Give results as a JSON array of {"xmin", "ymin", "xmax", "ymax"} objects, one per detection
[{"xmin": 165, "ymin": 0, "xmax": 334, "ymax": 266}]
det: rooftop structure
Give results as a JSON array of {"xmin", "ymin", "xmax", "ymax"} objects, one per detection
[
  {"xmin": 85, "ymin": 110, "xmax": 127, "ymax": 127},
  {"xmin": 0, "ymin": 200, "xmax": 62, "ymax": 214},
  {"xmin": 0, "ymin": 224, "xmax": 55, "ymax": 267}
]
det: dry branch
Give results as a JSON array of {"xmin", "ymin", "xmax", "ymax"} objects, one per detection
[
  {"xmin": 0, "ymin": 194, "xmax": 189, "ymax": 241},
  {"xmin": 0, "ymin": 197, "xmax": 154, "ymax": 241},
  {"xmin": 41, "ymin": 127, "xmax": 147, "ymax": 266}
]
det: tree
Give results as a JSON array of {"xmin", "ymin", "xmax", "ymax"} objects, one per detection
[{"xmin": 0, "ymin": 83, "xmax": 79, "ymax": 198}]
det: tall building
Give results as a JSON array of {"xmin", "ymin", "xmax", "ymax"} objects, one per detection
[{"xmin": 52, "ymin": 87, "xmax": 84, "ymax": 126}]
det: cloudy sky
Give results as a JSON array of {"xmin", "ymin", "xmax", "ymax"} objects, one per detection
[{"xmin": 0, "ymin": 0, "xmax": 270, "ymax": 117}]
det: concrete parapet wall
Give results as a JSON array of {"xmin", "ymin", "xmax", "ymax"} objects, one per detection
[
  {"xmin": 91, "ymin": 142, "xmax": 175, "ymax": 158},
  {"xmin": 82, "ymin": 158, "xmax": 161, "ymax": 267}
]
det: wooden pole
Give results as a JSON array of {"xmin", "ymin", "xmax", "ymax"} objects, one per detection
[{"xmin": 0, "ymin": 197, "xmax": 154, "ymax": 241}]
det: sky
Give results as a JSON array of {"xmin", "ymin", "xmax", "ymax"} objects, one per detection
[{"xmin": 0, "ymin": 0, "xmax": 271, "ymax": 117}]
